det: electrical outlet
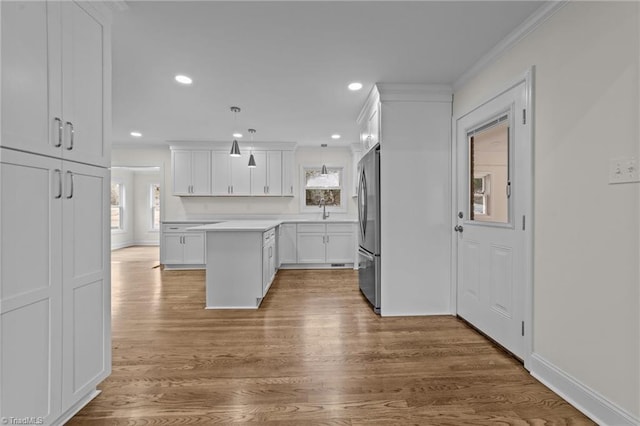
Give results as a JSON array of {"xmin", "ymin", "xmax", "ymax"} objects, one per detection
[{"xmin": 609, "ymin": 157, "xmax": 639, "ymax": 184}]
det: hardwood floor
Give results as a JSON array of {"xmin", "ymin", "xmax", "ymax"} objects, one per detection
[{"xmin": 70, "ymin": 246, "xmax": 594, "ymax": 425}]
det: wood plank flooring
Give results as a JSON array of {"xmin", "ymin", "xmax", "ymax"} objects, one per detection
[{"xmin": 69, "ymin": 246, "xmax": 594, "ymax": 425}]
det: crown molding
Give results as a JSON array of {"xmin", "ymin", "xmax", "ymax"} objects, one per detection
[{"xmin": 453, "ymin": 0, "xmax": 569, "ymax": 91}]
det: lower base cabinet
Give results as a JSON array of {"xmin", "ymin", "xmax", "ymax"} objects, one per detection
[
  {"xmin": 162, "ymin": 224, "xmax": 205, "ymax": 267},
  {"xmin": 0, "ymin": 149, "xmax": 110, "ymax": 424},
  {"xmin": 295, "ymin": 223, "xmax": 355, "ymax": 265}
]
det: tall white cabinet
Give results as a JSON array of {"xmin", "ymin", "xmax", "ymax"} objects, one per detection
[{"xmin": 0, "ymin": 1, "xmax": 112, "ymax": 424}]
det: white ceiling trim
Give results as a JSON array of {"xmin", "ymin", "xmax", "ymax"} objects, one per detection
[{"xmin": 452, "ymin": 0, "xmax": 568, "ymax": 92}]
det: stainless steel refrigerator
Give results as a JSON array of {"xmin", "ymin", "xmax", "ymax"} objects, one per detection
[{"xmin": 357, "ymin": 144, "xmax": 380, "ymax": 313}]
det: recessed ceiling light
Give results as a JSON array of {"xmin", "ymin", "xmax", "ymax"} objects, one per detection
[
  {"xmin": 348, "ymin": 82, "xmax": 363, "ymax": 91},
  {"xmin": 130, "ymin": 131, "xmax": 142, "ymax": 137},
  {"xmin": 331, "ymin": 134, "xmax": 341, "ymax": 140},
  {"xmin": 175, "ymin": 74, "xmax": 193, "ymax": 85},
  {"xmin": 233, "ymin": 133, "xmax": 243, "ymax": 138}
]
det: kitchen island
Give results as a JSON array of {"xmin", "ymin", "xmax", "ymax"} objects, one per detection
[{"xmin": 189, "ymin": 221, "xmax": 282, "ymax": 309}]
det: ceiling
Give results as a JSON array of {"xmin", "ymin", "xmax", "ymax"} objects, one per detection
[{"xmin": 112, "ymin": 1, "xmax": 544, "ymax": 148}]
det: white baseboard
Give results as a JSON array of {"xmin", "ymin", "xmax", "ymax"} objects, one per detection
[
  {"xmin": 530, "ymin": 353, "xmax": 639, "ymax": 426},
  {"xmin": 133, "ymin": 240, "xmax": 159, "ymax": 246},
  {"xmin": 111, "ymin": 241, "xmax": 159, "ymax": 250}
]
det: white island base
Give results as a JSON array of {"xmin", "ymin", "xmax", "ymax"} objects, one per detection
[{"xmin": 190, "ymin": 221, "xmax": 280, "ymax": 309}]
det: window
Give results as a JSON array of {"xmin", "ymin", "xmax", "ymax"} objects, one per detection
[
  {"xmin": 150, "ymin": 183, "xmax": 160, "ymax": 230},
  {"xmin": 302, "ymin": 167, "xmax": 344, "ymax": 211},
  {"xmin": 111, "ymin": 181, "xmax": 124, "ymax": 230},
  {"xmin": 472, "ymin": 175, "xmax": 489, "ymax": 216}
]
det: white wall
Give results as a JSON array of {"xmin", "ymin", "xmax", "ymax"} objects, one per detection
[
  {"xmin": 112, "ymin": 146, "xmax": 356, "ymax": 220},
  {"xmin": 453, "ymin": 2, "xmax": 639, "ymax": 421},
  {"xmin": 110, "ymin": 168, "xmax": 134, "ymax": 249}
]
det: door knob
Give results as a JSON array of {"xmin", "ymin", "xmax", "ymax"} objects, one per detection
[{"xmin": 454, "ymin": 225, "xmax": 464, "ymax": 233}]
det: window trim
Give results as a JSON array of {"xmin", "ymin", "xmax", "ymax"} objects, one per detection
[
  {"xmin": 299, "ymin": 165, "xmax": 346, "ymax": 213},
  {"xmin": 150, "ymin": 183, "xmax": 161, "ymax": 232},
  {"xmin": 110, "ymin": 179, "xmax": 125, "ymax": 233}
]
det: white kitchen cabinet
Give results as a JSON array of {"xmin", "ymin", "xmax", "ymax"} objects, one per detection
[
  {"xmin": 296, "ymin": 223, "xmax": 354, "ymax": 265},
  {"xmin": 0, "ymin": 2, "xmax": 111, "ymax": 423},
  {"xmin": 278, "ymin": 223, "xmax": 297, "ymax": 264},
  {"xmin": 0, "ymin": 149, "xmax": 110, "ymax": 423},
  {"xmin": 262, "ymin": 228, "xmax": 276, "ymax": 296},
  {"xmin": 282, "ymin": 150, "xmax": 295, "ymax": 197},
  {"xmin": 162, "ymin": 224, "xmax": 205, "ymax": 267},
  {"xmin": 351, "ymin": 146, "xmax": 363, "ymax": 197},
  {"xmin": 1, "ymin": 1, "xmax": 110, "ymax": 167},
  {"xmin": 251, "ymin": 151, "xmax": 282, "ymax": 196},
  {"xmin": 212, "ymin": 150, "xmax": 251, "ymax": 195},
  {"xmin": 61, "ymin": 161, "xmax": 110, "ymax": 408},
  {"xmin": 172, "ymin": 150, "xmax": 211, "ymax": 195}
]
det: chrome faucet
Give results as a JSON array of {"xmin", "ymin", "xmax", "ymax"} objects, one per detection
[{"xmin": 319, "ymin": 198, "xmax": 330, "ymax": 220}]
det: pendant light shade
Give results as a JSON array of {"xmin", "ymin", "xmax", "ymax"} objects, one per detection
[
  {"xmin": 229, "ymin": 106, "xmax": 241, "ymax": 157},
  {"xmin": 247, "ymin": 128, "xmax": 257, "ymax": 168},
  {"xmin": 321, "ymin": 164, "xmax": 328, "ymax": 175},
  {"xmin": 230, "ymin": 139, "xmax": 241, "ymax": 157}
]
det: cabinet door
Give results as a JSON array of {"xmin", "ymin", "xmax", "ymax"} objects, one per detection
[
  {"xmin": 282, "ymin": 151, "xmax": 295, "ymax": 196},
  {"xmin": 61, "ymin": 161, "xmax": 110, "ymax": 408},
  {"xmin": 297, "ymin": 233, "xmax": 326, "ymax": 263},
  {"xmin": 250, "ymin": 151, "xmax": 267, "ymax": 195},
  {"xmin": 212, "ymin": 151, "xmax": 230, "ymax": 195},
  {"xmin": 352, "ymin": 149, "xmax": 362, "ymax": 197},
  {"xmin": 163, "ymin": 234, "xmax": 184, "ymax": 264},
  {"xmin": 191, "ymin": 151, "xmax": 211, "ymax": 195},
  {"xmin": 326, "ymin": 233, "xmax": 355, "ymax": 263},
  {"xmin": 0, "ymin": 150, "xmax": 63, "ymax": 423},
  {"xmin": 230, "ymin": 152, "xmax": 251, "ymax": 195},
  {"xmin": 172, "ymin": 150, "xmax": 192, "ymax": 195},
  {"xmin": 183, "ymin": 233, "xmax": 205, "ymax": 264},
  {"xmin": 279, "ymin": 224, "xmax": 297, "ymax": 264},
  {"xmin": 1, "ymin": 1, "xmax": 61, "ymax": 158},
  {"xmin": 368, "ymin": 106, "xmax": 380, "ymax": 147},
  {"xmin": 262, "ymin": 243, "xmax": 270, "ymax": 296},
  {"xmin": 267, "ymin": 151, "xmax": 282, "ymax": 195},
  {"xmin": 61, "ymin": 1, "xmax": 107, "ymax": 166}
]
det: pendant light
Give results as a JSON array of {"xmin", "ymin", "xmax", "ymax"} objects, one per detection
[
  {"xmin": 320, "ymin": 143, "xmax": 328, "ymax": 176},
  {"xmin": 247, "ymin": 129, "xmax": 257, "ymax": 168},
  {"xmin": 229, "ymin": 106, "xmax": 241, "ymax": 157}
]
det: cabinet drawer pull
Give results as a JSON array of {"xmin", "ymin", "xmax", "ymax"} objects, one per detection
[
  {"xmin": 54, "ymin": 118, "xmax": 63, "ymax": 147},
  {"xmin": 54, "ymin": 169, "xmax": 62, "ymax": 199},
  {"xmin": 66, "ymin": 171, "xmax": 74, "ymax": 199},
  {"xmin": 65, "ymin": 121, "xmax": 74, "ymax": 150}
]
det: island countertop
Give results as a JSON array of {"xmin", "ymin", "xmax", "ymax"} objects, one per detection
[{"xmin": 188, "ymin": 220, "xmax": 282, "ymax": 232}]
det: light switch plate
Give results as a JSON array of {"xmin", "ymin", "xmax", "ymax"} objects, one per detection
[{"xmin": 609, "ymin": 157, "xmax": 639, "ymax": 184}]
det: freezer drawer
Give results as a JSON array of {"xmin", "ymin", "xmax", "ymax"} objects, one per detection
[{"xmin": 358, "ymin": 248, "xmax": 380, "ymax": 314}]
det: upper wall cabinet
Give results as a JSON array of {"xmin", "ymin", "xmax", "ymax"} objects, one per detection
[
  {"xmin": 1, "ymin": 1, "xmax": 110, "ymax": 167},
  {"xmin": 172, "ymin": 150, "xmax": 212, "ymax": 195},
  {"xmin": 357, "ymin": 90, "xmax": 380, "ymax": 153},
  {"xmin": 212, "ymin": 150, "xmax": 251, "ymax": 196},
  {"xmin": 251, "ymin": 151, "xmax": 282, "ymax": 196},
  {"xmin": 171, "ymin": 144, "xmax": 295, "ymax": 197}
]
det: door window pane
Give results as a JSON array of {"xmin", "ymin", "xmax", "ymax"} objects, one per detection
[{"xmin": 468, "ymin": 119, "xmax": 509, "ymax": 224}]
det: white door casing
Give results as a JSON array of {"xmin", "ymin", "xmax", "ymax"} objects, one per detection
[{"xmin": 454, "ymin": 72, "xmax": 533, "ymax": 363}]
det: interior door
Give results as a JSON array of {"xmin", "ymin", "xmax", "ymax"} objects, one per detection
[{"xmin": 455, "ymin": 81, "xmax": 528, "ymax": 359}]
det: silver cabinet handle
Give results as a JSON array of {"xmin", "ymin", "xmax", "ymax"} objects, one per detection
[
  {"xmin": 326, "ymin": 235, "xmax": 330, "ymax": 243},
  {"xmin": 231, "ymin": 185, "xmax": 234, "ymax": 194},
  {"xmin": 65, "ymin": 121, "xmax": 74, "ymax": 150},
  {"xmin": 169, "ymin": 227, "xmax": 178, "ymax": 230},
  {"xmin": 66, "ymin": 171, "xmax": 74, "ymax": 199},
  {"xmin": 227, "ymin": 185, "xmax": 230, "ymax": 194},
  {"xmin": 290, "ymin": 185, "xmax": 293, "ymax": 194},
  {"xmin": 267, "ymin": 186, "xmax": 269, "ymax": 194},
  {"xmin": 54, "ymin": 118, "xmax": 63, "ymax": 147},
  {"xmin": 54, "ymin": 169, "xmax": 62, "ymax": 199}
]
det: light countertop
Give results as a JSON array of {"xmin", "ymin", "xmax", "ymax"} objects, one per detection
[
  {"xmin": 165, "ymin": 218, "xmax": 356, "ymax": 225},
  {"xmin": 188, "ymin": 220, "xmax": 282, "ymax": 232}
]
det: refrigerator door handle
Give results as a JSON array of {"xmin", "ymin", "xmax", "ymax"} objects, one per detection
[
  {"xmin": 358, "ymin": 247, "xmax": 375, "ymax": 261},
  {"xmin": 358, "ymin": 168, "xmax": 367, "ymax": 242}
]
